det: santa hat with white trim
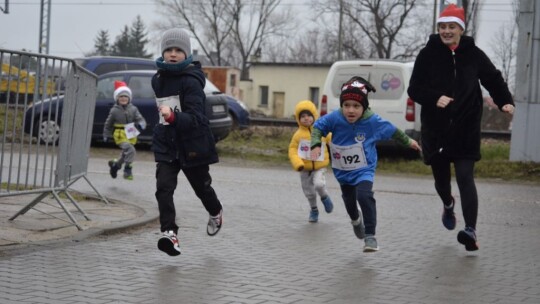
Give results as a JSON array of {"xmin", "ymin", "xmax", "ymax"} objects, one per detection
[
  {"xmin": 113, "ymin": 80, "xmax": 132, "ymax": 103},
  {"xmin": 437, "ymin": 4, "xmax": 465, "ymax": 30}
]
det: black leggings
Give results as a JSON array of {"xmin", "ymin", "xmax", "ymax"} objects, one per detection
[
  {"xmin": 155, "ymin": 161, "xmax": 222, "ymax": 234},
  {"xmin": 430, "ymin": 157, "xmax": 478, "ymax": 229}
]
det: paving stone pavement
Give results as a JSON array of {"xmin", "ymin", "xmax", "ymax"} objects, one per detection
[{"xmin": 1, "ymin": 158, "xmax": 540, "ymax": 304}]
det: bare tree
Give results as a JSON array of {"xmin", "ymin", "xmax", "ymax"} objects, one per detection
[
  {"xmin": 153, "ymin": 0, "xmax": 235, "ymax": 66},
  {"xmin": 488, "ymin": 0, "xmax": 519, "ymax": 93},
  {"xmin": 461, "ymin": 0, "xmax": 483, "ymax": 39},
  {"xmin": 228, "ymin": 0, "xmax": 296, "ymax": 79},
  {"xmin": 313, "ymin": 0, "xmax": 429, "ymax": 60},
  {"xmin": 153, "ymin": 0, "xmax": 294, "ymax": 79}
]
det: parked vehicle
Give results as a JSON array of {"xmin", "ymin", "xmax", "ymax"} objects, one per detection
[
  {"xmin": 320, "ymin": 60, "xmax": 421, "ymax": 142},
  {"xmin": 76, "ymin": 55, "xmax": 248, "ymax": 129},
  {"xmin": 203, "ymin": 79, "xmax": 250, "ymax": 129},
  {"xmin": 24, "ymin": 70, "xmax": 232, "ymax": 144},
  {"xmin": 73, "ymin": 56, "xmax": 158, "ymax": 76},
  {"xmin": 1, "ymin": 63, "xmax": 56, "ymax": 103}
]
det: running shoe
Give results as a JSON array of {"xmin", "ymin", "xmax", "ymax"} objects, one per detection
[
  {"xmin": 207, "ymin": 209, "xmax": 223, "ymax": 236},
  {"xmin": 157, "ymin": 230, "xmax": 181, "ymax": 256},
  {"xmin": 457, "ymin": 227, "xmax": 479, "ymax": 251},
  {"xmin": 363, "ymin": 235, "xmax": 379, "ymax": 252},
  {"xmin": 309, "ymin": 209, "xmax": 319, "ymax": 223},
  {"xmin": 442, "ymin": 197, "xmax": 456, "ymax": 230},
  {"xmin": 351, "ymin": 217, "xmax": 366, "ymax": 239},
  {"xmin": 321, "ymin": 196, "xmax": 334, "ymax": 213}
]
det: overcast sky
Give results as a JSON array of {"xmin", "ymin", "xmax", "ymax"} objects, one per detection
[{"xmin": 0, "ymin": 0, "xmax": 515, "ymax": 60}]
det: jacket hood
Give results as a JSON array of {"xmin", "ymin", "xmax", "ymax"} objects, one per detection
[{"xmin": 294, "ymin": 100, "xmax": 319, "ymax": 127}]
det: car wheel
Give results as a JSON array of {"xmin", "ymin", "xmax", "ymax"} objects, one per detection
[{"xmin": 34, "ymin": 118, "xmax": 60, "ymax": 145}]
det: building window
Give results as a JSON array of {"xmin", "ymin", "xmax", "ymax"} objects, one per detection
[
  {"xmin": 309, "ymin": 87, "xmax": 320, "ymax": 107},
  {"xmin": 230, "ymin": 74, "xmax": 236, "ymax": 87},
  {"xmin": 259, "ymin": 86, "xmax": 269, "ymax": 107}
]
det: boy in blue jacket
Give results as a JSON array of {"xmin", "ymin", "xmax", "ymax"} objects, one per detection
[{"xmin": 311, "ymin": 76, "xmax": 421, "ymax": 252}]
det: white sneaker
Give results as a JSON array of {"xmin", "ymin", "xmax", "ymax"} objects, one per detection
[
  {"xmin": 157, "ymin": 230, "xmax": 181, "ymax": 256},
  {"xmin": 207, "ymin": 209, "xmax": 223, "ymax": 236}
]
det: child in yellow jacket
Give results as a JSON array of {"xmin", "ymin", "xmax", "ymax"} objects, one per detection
[{"xmin": 288, "ymin": 100, "xmax": 334, "ymax": 222}]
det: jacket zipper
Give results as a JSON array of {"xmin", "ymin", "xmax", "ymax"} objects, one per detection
[{"xmin": 440, "ymin": 49, "xmax": 457, "ymax": 154}]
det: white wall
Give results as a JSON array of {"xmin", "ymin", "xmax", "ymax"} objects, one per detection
[{"xmin": 239, "ymin": 63, "xmax": 331, "ymax": 118}]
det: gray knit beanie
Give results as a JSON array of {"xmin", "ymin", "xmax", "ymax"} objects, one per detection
[{"xmin": 160, "ymin": 28, "xmax": 191, "ymax": 57}]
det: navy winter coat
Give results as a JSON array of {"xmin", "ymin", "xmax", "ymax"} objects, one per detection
[
  {"xmin": 408, "ymin": 34, "xmax": 513, "ymax": 164},
  {"xmin": 151, "ymin": 62, "xmax": 218, "ymax": 167}
]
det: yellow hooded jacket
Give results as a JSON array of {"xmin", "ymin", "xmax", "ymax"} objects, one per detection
[{"xmin": 288, "ymin": 100, "xmax": 331, "ymax": 171}]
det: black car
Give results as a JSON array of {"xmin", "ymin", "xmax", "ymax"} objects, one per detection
[{"xmin": 24, "ymin": 70, "xmax": 232, "ymax": 144}]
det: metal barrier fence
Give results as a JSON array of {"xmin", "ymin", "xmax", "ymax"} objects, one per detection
[{"xmin": 0, "ymin": 49, "xmax": 104, "ymax": 230}]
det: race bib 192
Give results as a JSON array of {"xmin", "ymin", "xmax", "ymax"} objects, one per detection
[{"xmin": 330, "ymin": 142, "xmax": 367, "ymax": 170}]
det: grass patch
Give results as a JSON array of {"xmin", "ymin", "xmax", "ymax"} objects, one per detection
[
  {"xmin": 217, "ymin": 126, "xmax": 540, "ymax": 184},
  {"xmin": 0, "ymin": 104, "xmax": 24, "ymax": 138}
]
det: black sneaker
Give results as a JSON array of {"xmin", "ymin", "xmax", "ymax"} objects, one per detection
[
  {"xmin": 442, "ymin": 197, "xmax": 456, "ymax": 230},
  {"xmin": 157, "ymin": 230, "xmax": 181, "ymax": 256},
  {"xmin": 457, "ymin": 227, "xmax": 479, "ymax": 251},
  {"xmin": 351, "ymin": 217, "xmax": 365, "ymax": 239},
  {"xmin": 108, "ymin": 159, "xmax": 120, "ymax": 179}
]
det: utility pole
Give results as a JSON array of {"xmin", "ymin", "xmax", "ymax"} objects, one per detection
[
  {"xmin": 510, "ymin": 0, "xmax": 540, "ymax": 162},
  {"xmin": 1, "ymin": 0, "xmax": 9, "ymax": 14},
  {"xmin": 39, "ymin": 0, "xmax": 51, "ymax": 54},
  {"xmin": 337, "ymin": 0, "xmax": 343, "ymax": 60}
]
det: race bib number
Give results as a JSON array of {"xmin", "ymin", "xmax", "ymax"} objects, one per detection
[
  {"xmin": 331, "ymin": 142, "xmax": 367, "ymax": 170},
  {"xmin": 156, "ymin": 95, "xmax": 181, "ymax": 125},
  {"xmin": 298, "ymin": 139, "xmax": 324, "ymax": 161},
  {"xmin": 124, "ymin": 123, "xmax": 140, "ymax": 139}
]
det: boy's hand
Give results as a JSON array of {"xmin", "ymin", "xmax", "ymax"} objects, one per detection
[
  {"xmin": 310, "ymin": 147, "xmax": 321, "ymax": 160},
  {"xmin": 502, "ymin": 104, "xmax": 515, "ymax": 114},
  {"xmin": 159, "ymin": 105, "xmax": 172, "ymax": 120},
  {"xmin": 409, "ymin": 139, "xmax": 421, "ymax": 151}
]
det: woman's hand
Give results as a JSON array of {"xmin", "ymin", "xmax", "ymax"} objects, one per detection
[
  {"xmin": 502, "ymin": 104, "xmax": 515, "ymax": 115},
  {"xmin": 437, "ymin": 95, "xmax": 454, "ymax": 108}
]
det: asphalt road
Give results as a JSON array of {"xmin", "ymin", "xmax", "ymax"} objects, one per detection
[{"xmin": 1, "ymin": 151, "xmax": 539, "ymax": 304}]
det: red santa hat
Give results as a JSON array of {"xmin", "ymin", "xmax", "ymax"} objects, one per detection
[
  {"xmin": 113, "ymin": 80, "xmax": 132, "ymax": 102},
  {"xmin": 437, "ymin": 4, "xmax": 465, "ymax": 30}
]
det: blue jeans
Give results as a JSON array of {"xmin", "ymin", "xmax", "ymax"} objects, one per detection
[{"xmin": 340, "ymin": 181, "xmax": 376, "ymax": 235}]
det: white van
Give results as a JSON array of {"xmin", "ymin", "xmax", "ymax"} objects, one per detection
[{"xmin": 320, "ymin": 59, "xmax": 421, "ymax": 142}]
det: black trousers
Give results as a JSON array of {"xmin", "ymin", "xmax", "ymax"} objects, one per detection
[
  {"xmin": 430, "ymin": 155, "xmax": 478, "ymax": 229},
  {"xmin": 340, "ymin": 181, "xmax": 377, "ymax": 235},
  {"xmin": 155, "ymin": 161, "xmax": 222, "ymax": 234}
]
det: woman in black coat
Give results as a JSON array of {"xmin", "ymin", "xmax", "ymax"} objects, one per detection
[{"xmin": 407, "ymin": 4, "xmax": 514, "ymax": 251}]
